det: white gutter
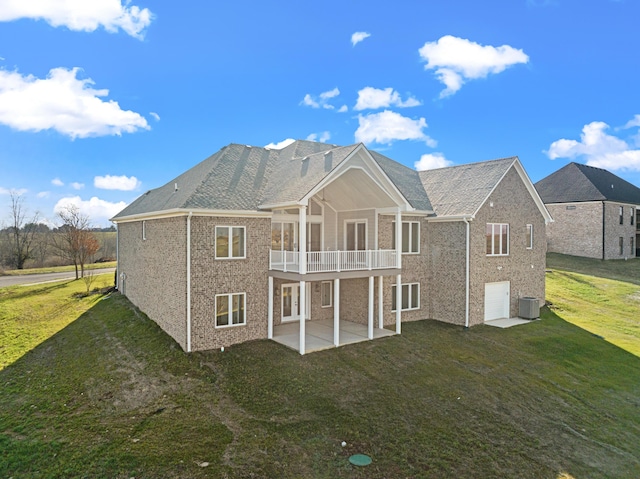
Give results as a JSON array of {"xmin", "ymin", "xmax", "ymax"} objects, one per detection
[
  {"xmin": 463, "ymin": 218, "xmax": 470, "ymax": 328},
  {"xmin": 186, "ymin": 212, "xmax": 193, "ymax": 352},
  {"xmin": 111, "ymin": 208, "xmax": 272, "ymax": 223}
]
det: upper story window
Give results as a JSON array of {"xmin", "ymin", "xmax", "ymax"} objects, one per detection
[
  {"xmin": 631, "ymin": 208, "xmax": 635, "ymax": 226},
  {"xmin": 526, "ymin": 224, "xmax": 533, "ymax": 249},
  {"xmin": 486, "ymin": 223, "xmax": 509, "ymax": 256},
  {"xmin": 392, "ymin": 221, "xmax": 420, "ymax": 254},
  {"xmin": 142, "ymin": 220, "xmax": 146, "ymax": 240},
  {"xmin": 216, "ymin": 226, "xmax": 246, "ymax": 259},
  {"xmin": 619, "ymin": 206, "xmax": 624, "ymax": 225}
]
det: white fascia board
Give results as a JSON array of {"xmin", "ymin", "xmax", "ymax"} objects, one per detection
[
  {"xmin": 258, "ymin": 201, "xmax": 303, "ymax": 210},
  {"xmin": 378, "ymin": 207, "xmax": 433, "ymax": 216},
  {"xmin": 111, "ymin": 208, "xmax": 272, "ymax": 224},
  {"xmin": 426, "ymin": 215, "xmax": 474, "ymax": 222}
]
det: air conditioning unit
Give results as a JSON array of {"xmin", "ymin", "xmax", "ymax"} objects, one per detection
[{"xmin": 519, "ymin": 297, "xmax": 540, "ymax": 319}]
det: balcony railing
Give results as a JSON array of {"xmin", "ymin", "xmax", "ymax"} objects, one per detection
[{"xmin": 270, "ymin": 249, "xmax": 399, "ymax": 273}]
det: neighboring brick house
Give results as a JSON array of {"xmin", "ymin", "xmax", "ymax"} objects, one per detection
[
  {"xmin": 535, "ymin": 162, "xmax": 640, "ymax": 260},
  {"xmin": 111, "ymin": 141, "xmax": 552, "ymax": 354}
]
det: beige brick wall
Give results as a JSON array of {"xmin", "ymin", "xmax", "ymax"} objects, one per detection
[
  {"xmin": 425, "ymin": 221, "xmax": 467, "ymax": 326},
  {"xmin": 545, "ymin": 201, "xmax": 637, "ymax": 260},
  {"xmin": 469, "ymin": 168, "xmax": 547, "ymax": 325},
  {"xmin": 190, "ymin": 216, "xmax": 271, "ymax": 351},
  {"xmin": 118, "ymin": 217, "xmax": 188, "ymax": 349},
  {"xmin": 546, "ymin": 201, "xmax": 603, "ymax": 259},
  {"xmin": 603, "ymin": 202, "xmax": 637, "ymax": 259}
]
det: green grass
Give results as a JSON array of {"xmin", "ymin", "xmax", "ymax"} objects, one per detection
[
  {"xmin": 0, "ymin": 275, "xmax": 114, "ymax": 369},
  {"xmin": 1, "ymin": 261, "xmax": 117, "ymax": 276},
  {"xmin": 546, "ymin": 253, "xmax": 640, "ymax": 356},
  {"xmin": 1, "ymin": 280, "xmax": 639, "ymax": 477}
]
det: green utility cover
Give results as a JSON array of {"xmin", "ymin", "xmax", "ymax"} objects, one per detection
[{"xmin": 349, "ymin": 454, "xmax": 372, "ymax": 466}]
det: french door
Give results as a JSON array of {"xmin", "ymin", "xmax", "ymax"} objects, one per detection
[{"xmin": 281, "ymin": 283, "xmax": 311, "ymax": 322}]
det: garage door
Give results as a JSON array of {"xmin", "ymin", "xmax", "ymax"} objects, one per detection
[{"xmin": 484, "ymin": 282, "xmax": 510, "ymax": 321}]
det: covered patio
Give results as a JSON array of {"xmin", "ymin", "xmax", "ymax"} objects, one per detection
[{"xmin": 272, "ymin": 318, "xmax": 395, "ymax": 353}]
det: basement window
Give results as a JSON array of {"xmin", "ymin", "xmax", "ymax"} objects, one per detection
[
  {"xmin": 215, "ymin": 293, "xmax": 246, "ymax": 327},
  {"xmin": 619, "ymin": 237, "xmax": 624, "ymax": 255},
  {"xmin": 391, "ymin": 283, "xmax": 420, "ymax": 311}
]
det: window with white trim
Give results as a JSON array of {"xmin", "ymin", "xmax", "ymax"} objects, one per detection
[
  {"xmin": 486, "ymin": 223, "xmax": 509, "ymax": 256},
  {"xmin": 392, "ymin": 221, "xmax": 420, "ymax": 253},
  {"xmin": 391, "ymin": 283, "xmax": 420, "ymax": 311},
  {"xmin": 216, "ymin": 226, "xmax": 246, "ymax": 259},
  {"xmin": 142, "ymin": 220, "xmax": 146, "ymax": 240},
  {"xmin": 526, "ymin": 224, "xmax": 533, "ymax": 249},
  {"xmin": 631, "ymin": 237, "xmax": 635, "ymax": 255},
  {"xmin": 619, "ymin": 236, "xmax": 624, "ymax": 255},
  {"xmin": 321, "ymin": 281, "xmax": 332, "ymax": 308},
  {"xmin": 619, "ymin": 206, "xmax": 624, "ymax": 225},
  {"xmin": 215, "ymin": 293, "xmax": 246, "ymax": 327},
  {"xmin": 631, "ymin": 208, "xmax": 635, "ymax": 226}
]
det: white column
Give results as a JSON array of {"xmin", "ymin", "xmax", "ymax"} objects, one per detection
[
  {"xmin": 368, "ymin": 276, "xmax": 374, "ymax": 340},
  {"xmin": 333, "ymin": 278, "xmax": 340, "ymax": 347},
  {"xmin": 299, "ymin": 280, "xmax": 306, "ymax": 355},
  {"xmin": 395, "ymin": 273, "xmax": 402, "ymax": 334},
  {"xmin": 378, "ymin": 275, "xmax": 384, "ymax": 329},
  {"xmin": 268, "ymin": 276, "xmax": 273, "ymax": 339},
  {"xmin": 299, "ymin": 206, "xmax": 307, "ymax": 275},
  {"xmin": 395, "ymin": 208, "xmax": 402, "ymax": 269}
]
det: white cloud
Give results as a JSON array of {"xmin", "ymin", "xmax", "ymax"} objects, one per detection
[
  {"xmin": 355, "ymin": 110, "xmax": 436, "ymax": 146},
  {"xmin": 300, "ymin": 88, "xmax": 341, "ymax": 110},
  {"xmin": 354, "ymin": 87, "xmax": 421, "ymax": 111},
  {"xmin": 546, "ymin": 120, "xmax": 640, "ymax": 172},
  {"xmin": 0, "ymin": 0, "xmax": 153, "ymax": 39},
  {"xmin": 265, "ymin": 138, "xmax": 295, "ymax": 150},
  {"xmin": 70, "ymin": 182, "xmax": 85, "ymax": 190},
  {"xmin": 623, "ymin": 114, "xmax": 640, "ymax": 129},
  {"xmin": 306, "ymin": 131, "xmax": 331, "ymax": 143},
  {"xmin": 418, "ymin": 35, "xmax": 529, "ymax": 98},
  {"xmin": 94, "ymin": 174, "xmax": 141, "ymax": 191},
  {"xmin": 414, "ymin": 153, "xmax": 453, "ymax": 171},
  {"xmin": 52, "ymin": 178, "xmax": 64, "ymax": 186},
  {"xmin": 37, "ymin": 191, "xmax": 50, "ymax": 198},
  {"xmin": 54, "ymin": 196, "xmax": 127, "ymax": 223},
  {"xmin": 149, "ymin": 111, "xmax": 160, "ymax": 121},
  {"xmin": 351, "ymin": 31, "xmax": 371, "ymax": 46},
  {"xmin": 0, "ymin": 67, "xmax": 150, "ymax": 139},
  {"xmin": 338, "ymin": 105, "xmax": 348, "ymax": 113}
]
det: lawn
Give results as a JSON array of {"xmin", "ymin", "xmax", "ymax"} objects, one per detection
[
  {"xmin": 546, "ymin": 253, "xmax": 640, "ymax": 356},
  {"xmin": 1, "ymin": 261, "xmax": 117, "ymax": 276},
  {"xmin": 1, "ymin": 272, "xmax": 639, "ymax": 478}
]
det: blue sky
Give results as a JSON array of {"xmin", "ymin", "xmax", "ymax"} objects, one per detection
[{"xmin": 1, "ymin": 0, "xmax": 639, "ymax": 226}]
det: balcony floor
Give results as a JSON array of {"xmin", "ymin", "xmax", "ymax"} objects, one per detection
[{"xmin": 272, "ymin": 318, "xmax": 395, "ymax": 353}]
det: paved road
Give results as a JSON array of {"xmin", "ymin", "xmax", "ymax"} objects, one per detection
[{"xmin": 0, "ymin": 268, "xmax": 116, "ymax": 288}]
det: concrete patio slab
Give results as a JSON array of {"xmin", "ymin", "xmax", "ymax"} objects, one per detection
[{"xmin": 485, "ymin": 317, "xmax": 538, "ymax": 328}]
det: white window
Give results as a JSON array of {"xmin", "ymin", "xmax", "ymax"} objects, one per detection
[
  {"xmin": 619, "ymin": 237, "xmax": 624, "ymax": 255},
  {"xmin": 215, "ymin": 293, "xmax": 246, "ymax": 327},
  {"xmin": 486, "ymin": 223, "xmax": 509, "ymax": 256},
  {"xmin": 631, "ymin": 237, "xmax": 635, "ymax": 255},
  {"xmin": 619, "ymin": 206, "xmax": 624, "ymax": 225},
  {"xmin": 526, "ymin": 224, "xmax": 533, "ymax": 249},
  {"xmin": 216, "ymin": 226, "xmax": 246, "ymax": 259},
  {"xmin": 631, "ymin": 208, "xmax": 635, "ymax": 226},
  {"xmin": 392, "ymin": 221, "xmax": 420, "ymax": 253},
  {"xmin": 321, "ymin": 281, "xmax": 332, "ymax": 308},
  {"xmin": 391, "ymin": 283, "xmax": 420, "ymax": 311},
  {"xmin": 142, "ymin": 220, "xmax": 146, "ymax": 241},
  {"xmin": 345, "ymin": 220, "xmax": 367, "ymax": 251}
]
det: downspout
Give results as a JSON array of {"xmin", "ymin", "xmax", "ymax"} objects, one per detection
[
  {"xmin": 463, "ymin": 218, "xmax": 470, "ymax": 329},
  {"xmin": 602, "ymin": 201, "xmax": 606, "ymax": 260},
  {"xmin": 186, "ymin": 212, "xmax": 193, "ymax": 352}
]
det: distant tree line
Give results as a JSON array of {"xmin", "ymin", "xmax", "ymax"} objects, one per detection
[{"xmin": 0, "ymin": 192, "xmax": 116, "ymax": 276}]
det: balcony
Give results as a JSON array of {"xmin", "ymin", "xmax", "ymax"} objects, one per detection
[{"xmin": 270, "ymin": 249, "xmax": 399, "ymax": 274}]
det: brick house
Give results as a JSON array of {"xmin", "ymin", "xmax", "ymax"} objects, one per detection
[
  {"xmin": 111, "ymin": 141, "xmax": 552, "ymax": 354},
  {"xmin": 535, "ymin": 162, "xmax": 640, "ymax": 260}
]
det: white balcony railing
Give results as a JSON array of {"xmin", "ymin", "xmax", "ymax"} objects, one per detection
[{"xmin": 270, "ymin": 249, "xmax": 399, "ymax": 273}]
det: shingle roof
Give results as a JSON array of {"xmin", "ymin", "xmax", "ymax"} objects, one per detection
[
  {"xmin": 535, "ymin": 162, "xmax": 640, "ymax": 205},
  {"xmin": 112, "ymin": 141, "xmax": 432, "ymax": 219},
  {"xmin": 418, "ymin": 157, "xmax": 517, "ymax": 217}
]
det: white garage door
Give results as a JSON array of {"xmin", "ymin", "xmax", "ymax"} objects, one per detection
[{"xmin": 485, "ymin": 282, "xmax": 510, "ymax": 321}]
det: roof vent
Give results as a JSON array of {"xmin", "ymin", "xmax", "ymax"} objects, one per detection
[
  {"xmin": 246, "ymin": 145, "xmax": 252, "ymax": 149},
  {"xmin": 611, "ymin": 184, "xmax": 614, "ymax": 189},
  {"xmin": 175, "ymin": 183, "xmax": 178, "ymax": 192}
]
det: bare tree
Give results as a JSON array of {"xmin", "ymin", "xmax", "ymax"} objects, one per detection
[
  {"xmin": 3, "ymin": 192, "xmax": 40, "ymax": 270},
  {"xmin": 53, "ymin": 205, "xmax": 100, "ymax": 279}
]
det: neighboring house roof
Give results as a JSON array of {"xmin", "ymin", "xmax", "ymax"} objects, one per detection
[
  {"xmin": 112, "ymin": 141, "xmax": 431, "ymax": 220},
  {"xmin": 535, "ymin": 162, "xmax": 640, "ymax": 205}
]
